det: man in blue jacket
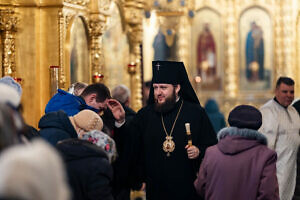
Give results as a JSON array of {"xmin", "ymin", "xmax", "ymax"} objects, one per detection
[{"xmin": 45, "ymin": 83, "xmax": 125, "ymax": 124}]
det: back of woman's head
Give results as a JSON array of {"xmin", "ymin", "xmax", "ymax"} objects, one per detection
[{"xmin": 0, "ymin": 139, "xmax": 70, "ymax": 200}]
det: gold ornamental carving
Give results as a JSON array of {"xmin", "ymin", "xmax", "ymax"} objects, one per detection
[
  {"xmin": 124, "ymin": 0, "xmax": 144, "ymax": 48},
  {"xmin": 64, "ymin": 0, "xmax": 90, "ymax": 6},
  {"xmin": 58, "ymin": 11, "xmax": 67, "ymax": 89},
  {"xmin": 0, "ymin": 9, "xmax": 18, "ymax": 77},
  {"xmin": 65, "ymin": 12, "xmax": 75, "ymax": 30},
  {"xmin": 89, "ymin": 13, "xmax": 108, "ymax": 83},
  {"xmin": 88, "ymin": 0, "xmax": 112, "ymax": 83},
  {"xmin": 99, "ymin": 0, "xmax": 111, "ymax": 11},
  {"xmin": 0, "ymin": 9, "xmax": 17, "ymax": 31},
  {"xmin": 89, "ymin": 15, "xmax": 107, "ymax": 37},
  {"xmin": 123, "ymin": 0, "xmax": 145, "ymax": 111}
]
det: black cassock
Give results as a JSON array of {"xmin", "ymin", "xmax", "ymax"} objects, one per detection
[{"xmin": 131, "ymin": 99, "xmax": 217, "ymax": 200}]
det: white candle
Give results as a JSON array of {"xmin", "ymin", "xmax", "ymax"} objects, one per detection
[{"xmin": 185, "ymin": 123, "xmax": 190, "ymax": 133}]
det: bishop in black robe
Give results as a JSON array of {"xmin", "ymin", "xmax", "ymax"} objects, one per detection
[{"xmin": 129, "ymin": 61, "xmax": 217, "ymax": 200}]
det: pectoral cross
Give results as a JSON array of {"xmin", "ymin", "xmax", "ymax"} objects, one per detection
[{"xmin": 156, "ymin": 63, "xmax": 160, "ymax": 71}]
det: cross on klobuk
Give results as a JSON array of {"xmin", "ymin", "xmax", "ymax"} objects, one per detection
[{"xmin": 156, "ymin": 63, "xmax": 160, "ymax": 71}]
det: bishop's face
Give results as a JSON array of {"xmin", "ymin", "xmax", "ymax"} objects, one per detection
[{"xmin": 153, "ymin": 83, "xmax": 180, "ymax": 104}]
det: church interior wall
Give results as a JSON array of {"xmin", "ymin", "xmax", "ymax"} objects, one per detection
[
  {"xmin": 143, "ymin": 0, "xmax": 300, "ymax": 118},
  {"xmin": 0, "ymin": 0, "xmax": 299, "ymax": 127}
]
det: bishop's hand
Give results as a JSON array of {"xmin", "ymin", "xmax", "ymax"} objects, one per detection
[
  {"xmin": 107, "ymin": 99, "xmax": 125, "ymax": 123},
  {"xmin": 185, "ymin": 145, "xmax": 200, "ymax": 159}
]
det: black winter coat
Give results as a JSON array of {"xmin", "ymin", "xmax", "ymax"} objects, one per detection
[
  {"xmin": 112, "ymin": 104, "xmax": 137, "ymax": 200},
  {"xmin": 38, "ymin": 110, "xmax": 77, "ymax": 145},
  {"xmin": 57, "ymin": 139, "xmax": 113, "ymax": 200},
  {"xmin": 293, "ymin": 100, "xmax": 300, "ymax": 200}
]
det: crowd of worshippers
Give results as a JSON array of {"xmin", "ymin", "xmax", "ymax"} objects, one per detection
[{"xmin": 0, "ymin": 61, "xmax": 299, "ymax": 200}]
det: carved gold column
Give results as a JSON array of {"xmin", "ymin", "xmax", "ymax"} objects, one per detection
[
  {"xmin": 89, "ymin": 0, "xmax": 110, "ymax": 83},
  {"xmin": 58, "ymin": 11, "xmax": 67, "ymax": 89},
  {"xmin": 89, "ymin": 14, "xmax": 107, "ymax": 83},
  {"xmin": 0, "ymin": 9, "xmax": 18, "ymax": 77},
  {"xmin": 124, "ymin": 0, "xmax": 144, "ymax": 111}
]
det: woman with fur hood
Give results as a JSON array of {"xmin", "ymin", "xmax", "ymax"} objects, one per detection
[{"xmin": 194, "ymin": 105, "xmax": 279, "ymax": 200}]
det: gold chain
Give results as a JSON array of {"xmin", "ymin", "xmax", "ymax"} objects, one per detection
[{"xmin": 161, "ymin": 100, "xmax": 184, "ymax": 137}]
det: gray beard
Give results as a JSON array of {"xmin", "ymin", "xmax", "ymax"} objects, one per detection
[{"xmin": 154, "ymin": 90, "xmax": 176, "ymax": 113}]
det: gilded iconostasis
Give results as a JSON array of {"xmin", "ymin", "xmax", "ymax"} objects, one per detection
[
  {"xmin": 143, "ymin": 0, "xmax": 300, "ymax": 116},
  {"xmin": 0, "ymin": 0, "xmax": 300, "ymax": 127}
]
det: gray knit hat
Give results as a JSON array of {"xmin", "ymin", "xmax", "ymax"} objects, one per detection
[
  {"xmin": 0, "ymin": 76, "xmax": 22, "ymax": 96},
  {"xmin": 0, "ymin": 84, "xmax": 21, "ymax": 108}
]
